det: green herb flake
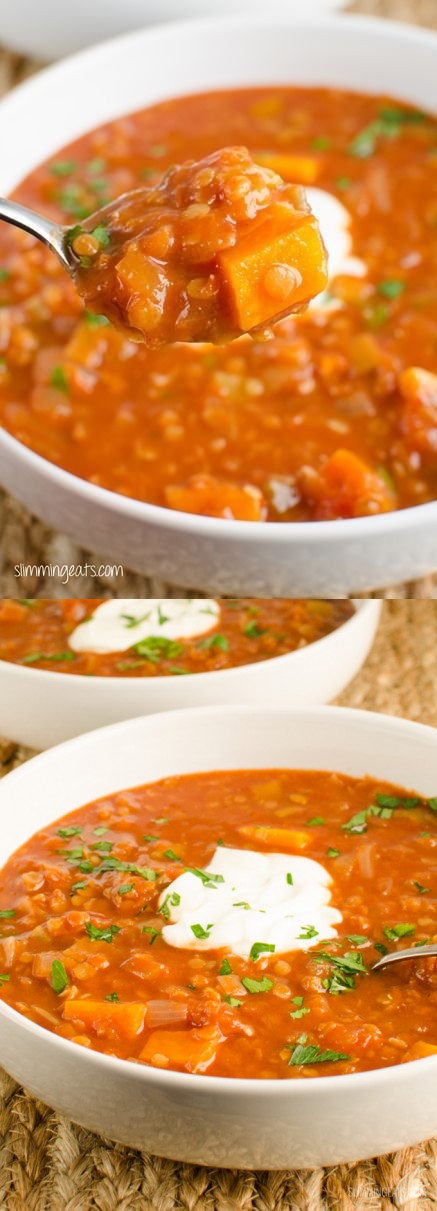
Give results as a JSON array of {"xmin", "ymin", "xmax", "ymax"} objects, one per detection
[
  {"xmin": 197, "ymin": 633, "xmax": 229, "ymax": 652},
  {"xmin": 185, "ymin": 867, "xmax": 225, "ymax": 887},
  {"xmin": 191, "ymin": 924, "xmax": 212, "ymax": 940},
  {"xmin": 90, "ymin": 224, "xmax": 110, "ymax": 247},
  {"xmin": 307, "ymin": 816, "xmax": 325, "ymax": 826},
  {"xmin": 414, "ymin": 882, "xmax": 430, "ymax": 895},
  {"xmin": 244, "ymin": 622, "xmax": 266, "ymax": 639},
  {"xmin": 0, "ymin": 268, "xmax": 10, "ymax": 282},
  {"xmin": 0, "ymin": 974, "xmax": 10, "ymax": 985},
  {"xmin": 0, "ymin": 909, "xmax": 15, "ymax": 919},
  {"xmin": 57, "ymin": 827, "xmax": 82, "ymax": 838},
  {"xmin": 97, "ymin": 858, "xmax": 156, "ymax": 881},
  {"xmin": 384, "ymin": 923, "xmax": 416, "ymax": 940},
  {"xmin": 142, "ymin": 926, "xmax": 161, "ymax": 944},
  {"xmin": 249, "ymin": 942, "xmax": 276, "ymax": 962},
  {"xmin": 70, "ymin": 881, "xmax": 88, "ymax": 894},
  {"xmin": 163, "ymin": 849, "xmax": 181, "ymax": 862},
  {"xmin": 144, "ymin": 835, "xmax": 159, "ymax": 843},
  {"xmin": 50, "ymin": 960, "xmax": 69, "ymax": 995},
  {"xmin": 92, "ymin": 840, "xmax": 113, "ymax": 853},
  {"xmin": 241, "ymin": 976, "xmax": 273, "ymax": 994},
  {"xmin": 298, "ymin": 925, "xmax": 319, "ymax": 941},
  {"xmin": 93, "ymin": 826, "xmax": 109, "ymax": 836},
  {"xmin": 224, "ymin": 994, "xmax": 243, "ymax": 1007},
  {"xmin": 105, "ymin": 992, "xmax": 120, "ymax": 1002},
  {"xmin": 346, "ymin": 935, "xmax": 368, "ymax": 945},
  {"xmin": 311, "ymin": 136, "xmax": 331, "ymax": 150},
  {"xmin": 118, "ymin": 883, "xmax": 134, "ymax": 896},
  {"xmin": 50, "ymin": 160, "xmax": 77, "ymax": 177},
  {"xmin": 327, "ymin": 847, "xmax": 340, "ymax": 858},
  {"xmin": 286, "ymin": 872, "xmax": 293, "ymax": 885},
  {"xmin": 85, "ymin": 922, "xmax": 121, "ymax": 943},
  {"xmin": 219, "ymin": 958, "xmax": 233, "ymax": 976},
  {"xmin": 50, "ymin": 365, "xmax": 69, "ymax": 394},
  {"xmin": 289, "ymin": 1041, "xmax": 350, "ymax": 1067},
  {"xmin": 377, "ymin": 279, "xmax": 405, "ymax": 300},
  {"xmin": 84, "ymin": 310, "xmax": 110, "ymax": 327}
]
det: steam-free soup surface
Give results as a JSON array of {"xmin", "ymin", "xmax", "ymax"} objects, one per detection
[
  {"xmin": 0, "ymin": 768, "xmax": 436, "ymax": 1078},
  {"xmin": 0, "ymin": 87, "xmax": 436, "ymax": 521}
]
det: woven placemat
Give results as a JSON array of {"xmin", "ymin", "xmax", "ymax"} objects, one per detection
[
  {"xmin": 0, "ymin": 599, "xmax": 437, "ymax": 1209},
  {"xmin": 0, "ymin": 0, "xmax": 437, "ymax": 599}
]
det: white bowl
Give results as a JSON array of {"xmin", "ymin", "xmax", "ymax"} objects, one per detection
[
  {"xmin": 0, "ymin": 600, "xmax": 380, "ymax": 749},
  {"xmin": 0, "ymin": 15, "xmax": 436, "ymax": 595},
  {"xmin": 0, "ymin": 0, "xmax": 346, "ymax": 60},
  {"xmin": 0, "ymin": 702, "xmax": 437, "ymax": 1168}
]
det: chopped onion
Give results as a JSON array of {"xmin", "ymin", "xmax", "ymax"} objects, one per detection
[{"xmin": 145, "ymin": 1000, "xmax": 188, "ymax": 1028}]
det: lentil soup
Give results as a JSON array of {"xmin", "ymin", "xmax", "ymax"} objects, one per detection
[
  {"xmin": 0, "ymin": 767, "xmax": 436, "ymax": 1079},
  {"xmin": 0, "ymin": 87, "xmax": 436, "ymax": 522}
]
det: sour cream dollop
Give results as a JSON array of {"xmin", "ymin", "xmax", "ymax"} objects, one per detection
[
  {"xmin": 68, "ymin": 598, "xmax": 220, "ymax": 654},
  {"xmin": 160, "ymin": 846, "xmax": 342, "ymax": 959},
  {"xmin": 307, "ymin": 187, "xmax": 366, "ymax": 295}
]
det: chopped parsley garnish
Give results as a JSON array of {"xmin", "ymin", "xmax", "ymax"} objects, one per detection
[
  {"xmin": 414, "ymin": 882, "xmax": 430, "ymax": 895},
  {"xmin": 79, "ymin": 861, "xmax": 93, "ymax": 873},
  {"xmin": 0, "ymin": 268, "xmax": 10, "ymax": 282},
  {"xmin": 219, "ymin": 958, "xmax": 233, "ymax": 976},
  {"xmin": 143, "ymin": 835, "xmax": 159, "ymax": 843},
  {"xmin": 244, "ymin": 621, "xmax": 266, "ymax": 638},
  {"xmin": 105, "ymin": 992, "xmax": 120, "ymax": 1002},
  {"xmin": 223, "ymin": 995, "xmax": 243, "ymax": 1007},
  {"xmin": 327, "ymin": 847, "xmax": 340, "ymax": 858},
  {"xmin": 133, "ymin": 636, "xmax": 183, "ymax": 663},
  {"xmin": 313, "ymin": 950, "xmax": 368, "ymax": 995},
  {"xmin": 288, "ymin": 1039, "xmax": 350, "ymax": 1067},
  {"xmin": 286, "ymin": 872, "xmax": 293, "ymax": 885},
  {"xmin": 50, "ymin": 960, "xmax": 68, "ymax": 995},
  {"xmin": 346, "ymin": 935, "xmax": 368, "ymax": 945},
  {"xmin": 377, "ymin": 279, "xmax": 405, "ymax": 299},
  {"xmin": 142, "ymin": 926, "xmax": 161, "ymax": 944},
  {"xmin": 93, "ymin": 826, "xmax": 109, "ymax": 836},
  {"xmin": 70, "ymin": 881, "xmax": 88, "ymax": 894},
  {"xmin": 84, "ymin": 310, "xmax": 110, "ymax": 327},
  {"xmin": 90, "ymin": 224, "xmax": 110, "ymax": 247},
  {"xmin": 298, "ymin": 925, "xmax": 319, "ymax": 941},
  {"xmin": 59, "ymin": 847, "xmax": 84, "ymax": 863},
  {"xmin": 290, "ymin": 997, "xmax": 310, "ymax": 1020},
  {"xmin": 97, "ymin": 858, "xmax": 156, "ymax": 881},
  {"xmin": 241, "ymin": 976, "xmax": 273, "ymax": 994},
  {"xmin": 0, "ymin": 974, "xmax": 10, "ymax": 985},
  {"xmin": 307, "ymin": 816, "xmax": 325, "ymax": 826},
  {"xmin": 383, "ymin": 923, "xmax": 415, "ymax": 940},
  {"xmin": 312, "ymin": 136, "xmax": 331, "ymax": 150},
  {"xmin": 374, "ymin": 941, "xmax": 388, "ymax": 956},
  {"xmin": 57, "ymin": 827, "xmax": 82, "ymax": 838},
  {"xmin": 0, "ymin": 909, "xmax": 15, "ymax": 919},
  {"xmin": 118, "ymin": 883, "xmax": 134, "ymax": 896},
  {"xmin": 197, "ymin": 633, "xmax": 229, "ymax": 652},
  {"xmin": 348, "ymin": 107, "xmax": 426, "ymax": 157},
  {"xmin": 191, "ymin": 924, "xmax": 212, "ymax": 940},
  {"xmin": 170, "ymin": 893, "xmax": 180, "ymax": 907},
  {"xmin": 50, "ymin": 160, "xmax": 77, "ymax": 177},
  {"xmin": 249, "ymin": 942, "xmax": 275, "ymax": 962},
  {"xmin": 50, "ymin": 366, "xmax": 69, "ymax": 394},
  {"xmin": 85, "ymin": 922, "xmax": 121, "ymax": 943},
  {"xmin": 22, "ymin": 650, "xmax": 76, "ymax": 664},
  {"xmin": 185, "ymin": 867, "xmax": 225, "ymax": 887},
  {"xmin": 92, "ymin": 841, "xmax": 113, "ymax": 853},
  {"xmin": 336, "ymin": 176, "xmax": 350, "ymax": 190},
  {"xmin": 163, "ymin": 849, "xmax": 181, "ymax": 862}
]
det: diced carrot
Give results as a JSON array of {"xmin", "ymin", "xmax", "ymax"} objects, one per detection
[
  {"xmin": 238, "ymin": 824, "xmax": 313, "ymax": 850},
  {"xmin": 402, "ymin": 1041, "xmax": 437, "ymax": 1062},
  {"xmin": 300, "ymin": 449, "xmax": 396, "ymax": 520},
  {"xmin": 122, "ymin": 951, "xmax": 167, "ymax": 980},
  {"xmin": 398, "ymin": 366, "xmax": 437, "ymax": 455},
  {"xmin": 139, "ymin": 1025, "xmax": 222, "ymax": 1072},
  {"xmin": 218, "ymin": 202, "xmax": 327, "ymax": 332},
  {"xmin": 63, "ymin": 999, "xmax": 147, "ymax": 1040},
  {"xmin": 165, "ymin": 473, "xmax": 267, "ymax": 521},
  {"xmin": 256, "ymin": 153, "xmax": 320, "ymax": 184},
  {"xmin": 0, "ymin": 600, "xmax": 27, "ymax": 622}
]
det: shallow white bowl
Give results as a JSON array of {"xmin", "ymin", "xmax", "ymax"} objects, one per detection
[
  {"xmin": 0, "ymin": 0, "xmax": 346, "ymax": 60},
  {"xmin": 0, "ymin": 600, "xmax": 380, "ymax": 749},
  {"xmin": 0, "ymin": 702, "xmax": 436, "ymax": 1168},
  {"xmin": 0, "ymin": 15, "xmax": 436, "ymax": 594}
]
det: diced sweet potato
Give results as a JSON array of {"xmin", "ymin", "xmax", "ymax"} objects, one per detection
[
  {"xmin": 256, "ymin": 153, "xmax": 320, "ymax": 184},
  {"xmin": 139, "ymin": 1025, "xmax": 222, "ymax": 1072},
  {"xmin": 218, "ymin": 202, "xmax": 327, "ymax": 332},
  {"xmin": 63, "ymin": 998, "xmax": 147, "ymax": 1040},
  {"xmin": 300, "ymin": 449, "xmax": 396, "ymax": 520},
  {"xmin": 165, "ymin": 474, "xmax": 267, "ymax": 521},
  {"xmin": 0, "ymin": 600, "xmax": 27, "ymax": 622},
  {"xmin": 238, "ymin": 824, "xmax": 313, "ymax": 851},
  {"xmin": 402, "ymin": 1041, "xmax": 437, "ymax": 1062},
  {"xmin": 398, "ymin": 366, "xmax": 437, "ymax": 455}
]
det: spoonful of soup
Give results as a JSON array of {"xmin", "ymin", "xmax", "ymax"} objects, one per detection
[{"xmin": 0, "ymin": 146, "xmax": 328, "ymax": 347}]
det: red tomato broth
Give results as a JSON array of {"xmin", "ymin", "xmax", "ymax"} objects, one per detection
[
  {"xmin": 0, "ymin": 768, "xmax": 436, "ymax": 1079},
  {"xmin": 0, "ymin": 87, "xmax": 436, "ymax": 522},
  {"xmin": 0, "ymin": 598, "xmax": 353, "ymax": 677}
]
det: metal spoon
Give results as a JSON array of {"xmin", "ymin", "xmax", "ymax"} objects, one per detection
[
  {"xmin": 0, "ymin": 195, "xmax": 72, "ymax": 270},
  {"xmin": 372, "ymin": 943, "xmax": 437, "ymax": 972}
]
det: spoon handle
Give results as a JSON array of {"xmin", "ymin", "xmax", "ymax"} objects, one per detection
[
  {"xmin": 372, "ymin": 942, "xmax": 437, "ymax": 972},
  {"xmin": 0, "ymin": 196, "xmax": 69, "ymax": 268}
]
